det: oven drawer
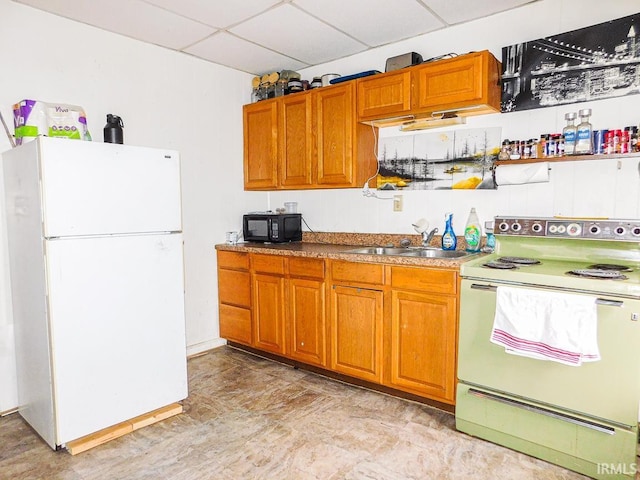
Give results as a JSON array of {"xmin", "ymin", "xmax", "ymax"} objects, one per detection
[{"xmin": 456, "ymin": 383, "xmax": 638, "ymax": 480}]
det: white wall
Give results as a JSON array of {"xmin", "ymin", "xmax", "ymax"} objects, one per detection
[
  {"xmin": 268, "ymin": 0, "xmax": 640, "ymax": 236},
  {"xmin": 0, "ymin": 0, "xmax": 265, "ymax": 411}
]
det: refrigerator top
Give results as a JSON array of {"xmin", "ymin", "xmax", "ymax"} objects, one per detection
[{"xmin": 6, "ymin": 137, "xmax": 182, "ymax": 237}]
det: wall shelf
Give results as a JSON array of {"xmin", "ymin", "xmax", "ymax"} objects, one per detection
[{"xmin": 495, "ymin": 151, "xmax": 640, "ymax": 166}]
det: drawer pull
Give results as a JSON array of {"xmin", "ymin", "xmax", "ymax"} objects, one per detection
[{"xmin": 467, "ymin": 388, "xmax": 624, "ymax": 434}]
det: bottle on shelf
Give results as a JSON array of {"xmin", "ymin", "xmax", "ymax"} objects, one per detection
[
  {"xmin": 464, "ymin": 208, "xmax": 482, "ymax": 253},
  {"xmin": 562, "ymin": 112, "xmax": 577, "ymax": 155},
  {"xmin": 441, "ymin": 213, "xmax": 457, "ymax": 251},
  {"xmin": 574, "ymin": 108, "xmax": 593, "ymax": 155},
  {"xmin": 539, "ymin": 134, "xmax": 548, "ymax": 157},
  {"xmin": 498, "ymin": 140, "xmax": 511, "ymax": 161}
]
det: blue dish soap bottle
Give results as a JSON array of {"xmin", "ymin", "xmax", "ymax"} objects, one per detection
[{"xmin": 442, "ymin": 213, "xmax": 457, "ymax": 250}]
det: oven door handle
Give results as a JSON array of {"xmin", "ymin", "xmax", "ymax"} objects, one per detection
[
  {"xmin": 470, "ymin": 283, "xmax": 497, "ymax": 292},
  {"xmin": 595, "ymin": 298, "xmax": 624, "ymax": 307},
  {"xmin": 470, "ymin": 284, "xmax": 625, "ymax": 307}
]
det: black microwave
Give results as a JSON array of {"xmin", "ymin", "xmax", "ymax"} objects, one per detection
[{"xmin": 243, "ymin": 213, "xmax": 302, "ymax": 243}]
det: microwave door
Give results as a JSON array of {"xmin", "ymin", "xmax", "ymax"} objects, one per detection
[{"xmin": 247, "ymin": 218, "xmax": 268, "ymax": 240}]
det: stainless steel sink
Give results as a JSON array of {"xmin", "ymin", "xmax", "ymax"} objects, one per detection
[
  {"xmin": 343, "ymin": 246, "xmax": 473, "ymax": 259},
  {"xmin": 400, "ymin": 249, "xmax": 470, "ymax": 259},
  {"xmin": 343, "ymin": 247, "xmax": 413, "ymax": 256}
]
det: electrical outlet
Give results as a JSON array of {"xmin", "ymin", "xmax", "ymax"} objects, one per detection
[{"xmin": 393, "ymin": 195, "xmax": 403, "ymax": 212}]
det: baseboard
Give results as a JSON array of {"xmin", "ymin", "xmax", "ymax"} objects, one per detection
[{"xmin": 186, "ymin": 338, "xmax": 227, "ymax": 358}]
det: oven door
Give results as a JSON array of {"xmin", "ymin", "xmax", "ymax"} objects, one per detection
[{"xmin": 458, "ymin": 278, "xmax": 640, "ymax": 426}]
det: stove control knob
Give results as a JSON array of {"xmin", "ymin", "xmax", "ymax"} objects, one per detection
[
  {"xmin": 589, "ymin": 225, "xmax": 601, "ymax": 235},
  {"xmin": 632, "ymin": 226, "xmax": 640, "ymax": 237},
  {"xmin": 531, "ymin": 223, "xmax": 543, "ymax": 233},
  {"xmin": 556, "ymin": 225, "xmax": 566, "ymax": 234},
  {"xmin": 615, "ymin": 226, "xmax": 626, "ymax": 236},
  {"xmin": 567, "ymin": 223, "xmax": 581, "ymax": 236},
  {"xmin": 511, "ymin": 223, "xmax": 522, "ymax": 232},
  {"xmin": 498, "ymin": 222, "xmax": 510, "ymax": 232}
]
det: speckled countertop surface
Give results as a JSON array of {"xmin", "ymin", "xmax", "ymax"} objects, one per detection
[{"xmin": 215, "ymin": 232, "xmax": 486, "ymax": 269}]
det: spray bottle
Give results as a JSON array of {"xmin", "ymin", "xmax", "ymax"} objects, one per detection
[{"xmin": 441, "ymin": 213, "xmax": 457, "ymax": 251}]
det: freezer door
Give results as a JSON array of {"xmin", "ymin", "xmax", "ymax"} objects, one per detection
[
  {"xmin": 45, "ymin": 233, "xmax": 187, "ymax": 444},
  {"xmin": 38, "ymin": 137, "xmax": 181, "ymax": 237}
]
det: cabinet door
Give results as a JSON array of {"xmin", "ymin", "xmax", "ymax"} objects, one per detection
[
  {"xmin": 390, "ymin": 290, "xmax": 457, "ymax": 403},
  {"xmin": 315, "ymin": 84, "xmax": 355, "ymax": 186},
  {"xmin": 243, "ymin": 100, "xmax": 278, "ymax": 190},
  {"xmin": 357, "ymin": 70, "xmax": 412, "ymax": 121},
  {"xmin": 252, "ymin": 273, "xmax": 286, "ymax": 354},
  {"xmin": 412, "ymin": 51, "xmax": 490, "ymax": 114},
  {"xmin": 330, "ymin": 285, "xmax": 383, "ymax": 383},
  {"xmin": 288, "ymin": 277, "xmax": 326, "ymax": 366},
  {"xmin": 280, "ymin": 94, "xmax": 314, "ymax": 187}
]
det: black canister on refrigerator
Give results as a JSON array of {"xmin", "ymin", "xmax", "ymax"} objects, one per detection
[{"xmin": 103, "ymin": 114, "xmax": 124, "ymax": 144}]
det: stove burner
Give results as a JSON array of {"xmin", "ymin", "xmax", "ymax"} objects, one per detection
[
  {"xmin": 483, "ymin": 261, "xmax": 519, "ymax": 269},
  {"xmin": 567, "ymin": 269, "xmax": 629, "ymax": 280},
  {"xmin": 586, "ymin": 263, "xmax": 632, "ymax": 272},
  {"xmin": 498, "ymin": 256, "xmax": 541, "ymax": 265}
]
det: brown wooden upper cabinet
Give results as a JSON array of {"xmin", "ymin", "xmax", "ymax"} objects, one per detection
[
  {"xmin": 243, "ymin": 82, "xmax": 377, "ymax": 191},
  {"xmin": 356, "ymin": 50, "xmax": 501, "ymax": 125}
]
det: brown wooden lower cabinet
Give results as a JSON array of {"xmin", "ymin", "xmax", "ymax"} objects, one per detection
[
  {"xmin": 330, "ymin": 285, "xmax": 384, "ymax": 383},
  {"xmin": 217, "ymin": 251, "xmax": 252, "ymax": 346},
  {"xmin": 252, "ymin": 272, "xmax": 286, "ymax": 354},
  {"xmin": 390, "ymin": 290, "xmax": 457, "ymax": 403},
  {"xmin": 216, "ymin": 252, "xmax": 458, "ymax": 406},
  {"xmin": 289, "ymin": 276, "xmax": 326, "ymax": 366}
]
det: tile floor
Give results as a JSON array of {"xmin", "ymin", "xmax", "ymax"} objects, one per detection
[{"xmin": 0, "ymin": 346, "xmax": 593, "ymax": 479}]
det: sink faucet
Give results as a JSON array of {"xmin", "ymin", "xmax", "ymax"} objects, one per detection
[{"xmin": 422, "ymin": 227, "xmax": 438, "ymax": 247}]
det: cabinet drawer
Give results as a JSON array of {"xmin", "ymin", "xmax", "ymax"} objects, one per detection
[
  {"xmin": 331, "ymin": 260, "xmax": 384, "ymax": 286},
  {"xmin": 218, "ymin": 269, "xmax": 251, "ymax": 307},
  {"xmin": 289, "ymin": 257, "xmax": 325, "ymax": 279},
  {"xmin": 391, "ymin": 266, "xmax": 457, "ymax": 294},
  {"xmin": 219, "ymin": 304, "xmax": 252, "ymax": 345},
  {"xmin": 217, "ymin": 250, "xmax": 249, "ymax": 270},
  {"xmin": 251, "ymin": 254, "xmax": 286, "ymax": 275}
]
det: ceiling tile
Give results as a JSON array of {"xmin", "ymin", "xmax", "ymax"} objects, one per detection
[
  {"xmin": 184, "ymin": 32, "xmax": 308, "ymax": 75},
  {"xmin": 230, "ymin": 4, "xmax": 367, "ymax": 65},
  {"xmin": 293, "ymin": 0, "xmax": 445, "ymax": 47},
  {"xmin": 14, "ymin": 0, "xmax": 216, "ymax": 49},
  {"xmin": 420, "ymin": 0, "xmax": 536, "ymax": 25},
  {"xmin": 142, "ymin": 0, "xmax": 283, "ymax": 28}
]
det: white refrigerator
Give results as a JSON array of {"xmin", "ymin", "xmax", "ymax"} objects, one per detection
[{"xmin": 2, "ymin": 136, "xmax": 188, "ymax": 449}]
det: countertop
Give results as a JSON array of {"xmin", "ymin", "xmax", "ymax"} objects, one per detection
[{"xmin": 215, "ymin": 240, "xmax": 484, "ymax": 269}]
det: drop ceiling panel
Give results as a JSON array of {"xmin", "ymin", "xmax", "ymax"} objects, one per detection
[
  {"xmin": 421, "ymin": 0, "xmax": 536, "ymax": 25},
  {"xmin": 12, "ymin": 0, "xmax": 542, "ymax": 74},
  {"xmin": 230, "ymin": 4, "xmax": 368, "ymax": 65},
  {"xmin": 14, "ymin": 0, "xmax": 216, "ymax": 49},
  {"xmin": 142, "ymin": 0, "xmax": 282, "ymax": 29},
  {"xmin": 294, "ymin": 0, "xmax": 445, "ymax": 47},
  {"xmin": 184, "ymin": 32, "xmax": 308, "ymax": 75}
]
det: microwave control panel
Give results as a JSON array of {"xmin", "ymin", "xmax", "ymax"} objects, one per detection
[{"xmin": 494, "ymin": 216, "xmax": 640, "ymax": 241}]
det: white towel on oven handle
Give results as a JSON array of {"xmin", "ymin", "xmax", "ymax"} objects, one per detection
[{"xmin": 490, "ymin": 285, "xmax": 600, "ymax": 366}]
